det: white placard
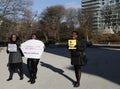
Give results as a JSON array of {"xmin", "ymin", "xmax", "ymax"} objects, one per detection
[
  {"xmin": 20, "ymin": 39, "xmax": 44, "ymax": 59},
  {"xmin": 8, "ymin": 44, "xmax": 17, "ymax": 52}
]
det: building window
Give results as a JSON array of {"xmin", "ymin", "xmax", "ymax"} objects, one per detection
[
  {"xmin": 110, "ymin": 1, "xmax": 113, "ymax": 4},
  {"xmin": 102, "ymin": 2, "xmax": 104, "ymax": 5},
  {"xmin": 116, "ymin": 0, "xmax": 119, "ymax": 3}
]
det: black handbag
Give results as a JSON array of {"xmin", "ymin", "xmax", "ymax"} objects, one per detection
[{"xmin": 80, "ymin": 52, "xmax": 88, "ymax": 66}]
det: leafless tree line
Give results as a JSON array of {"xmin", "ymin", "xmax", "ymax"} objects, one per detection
[{"xmin": 0, "ymin": 1, "xmax": 93, "ymax": 43}]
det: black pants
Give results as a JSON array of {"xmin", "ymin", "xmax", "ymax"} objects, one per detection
[
  {"xmin": 8, "ymin": 62, "xmax": 23, "ymax": 79},
  {"xmin": 27, "ymin": 58, "xmax": 39, "ymax": 80}
]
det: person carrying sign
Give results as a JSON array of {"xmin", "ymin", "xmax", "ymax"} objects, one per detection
[
  {"xmin": 6, "ymin": 34, "xmax": 23, "ymax": 81},
  {"xmin": 68, "ymin": 31, "xmax": 86, "ymax": 87},
  {"xmin": 26, "ymin": 33, "xmax": 45, "ymax": 84}
]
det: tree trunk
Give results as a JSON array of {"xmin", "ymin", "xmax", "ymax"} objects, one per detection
[
  {"xmin": 56, "ymin": 22, "xmax": 60, "ymax": 41},
  {"xmin": 43, "ymin": 32, "xmax": 48, "ymax": 42}
]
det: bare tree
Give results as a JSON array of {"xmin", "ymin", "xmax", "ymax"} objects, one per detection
[
  {"xmin": 0, "ymin": 0, "xmax": 33, "ymax": 41},
  {"xmin": 101, "ymin": 5, "xmax": 112, "ymax": 28},
  {"xmin": 77, "ymin": 8, "xmax": 93, "ymax": 41},
  {"xmin": 39, "ymin": 21, "xmax": 52, "ymax": 41},
  {"xmin": 40, "ymin": 5, "xmax": 65, "ymax": 41},
  {"xmin": 0, "ymin": 0, "xmax": 32, "ymax": 22},
  {"xmin": 65, "ymin": 8, "xmax": 78, "ymax": 31}
]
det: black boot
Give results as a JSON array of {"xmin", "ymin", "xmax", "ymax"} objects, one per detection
[
  {"xmin": 30, "ymin": 74, "xmax": 36, "ymax": 84},
  {"xmin": 19, "ymin": 72, "xmax": 23, "ymax": 80},
  {"xmin": 7, "ymin": 77, "xmax": 12, "ymax": 81},
  {"xmin": 73, "ymin": 82, "xmax": 80, "ymax": 87},
  {"xmin": 30, "ymin": 79, "xmax": 35, "ymax": 84},
  {"xmin": 20, "ymin": 76, "xmax": 23, "ymax": 80},
  {"xmin": 19, "ymin": 65, "xmax": 24, "ymax": 80},
  {"xmin": 7, "ymin": 70, "xmax": 13, "ymax": 81}
]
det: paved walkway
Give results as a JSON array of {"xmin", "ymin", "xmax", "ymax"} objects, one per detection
[{"xmin": 0, "ymin": 47, "xmax": 120, "ymax": 89}]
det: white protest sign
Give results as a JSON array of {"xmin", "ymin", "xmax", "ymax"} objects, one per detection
[
  {"xmin": 8, "ymin": 44, "xmax": 17, "ymax": 52},
  {"xmin": 20, "ymin": 39, "xmax": 44, "ymax": 59}
]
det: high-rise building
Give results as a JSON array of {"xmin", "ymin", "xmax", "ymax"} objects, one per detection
[{"xmin": 82, "ymin": 0, "xmax": 120, "ymax": 34}]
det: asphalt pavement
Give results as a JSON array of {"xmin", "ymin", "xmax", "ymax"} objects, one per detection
[{"xmin": 0, "ymin": 46, "xmax": 120, "ymax": 89}]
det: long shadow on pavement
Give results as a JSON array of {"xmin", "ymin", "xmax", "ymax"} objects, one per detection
[
  {"xmin": 44, "ymin": 46, "xmax": 70, "ymax": 58},
  {"xmin": 22, "ymin": 63, "xmax": 30, "ymax": 79},
  {"xmin": 40, "ymin": 61, "xmax": 75, "ymax": 84},
  {"xmin": 6, "ymin": 63, "xmax": 30, "ymax": 79},
  {"xmin": 45, "ymin": 45, "xmax": 120, "ymax": 85}
]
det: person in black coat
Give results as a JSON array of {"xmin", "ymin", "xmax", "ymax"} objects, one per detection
[
  {"xmin": 69, "ymin": 31, "xmax": 85, "ymax": 87},
  {"xmin": 7, "ymin": 34, "xmax": 23, "ymax": 81}
]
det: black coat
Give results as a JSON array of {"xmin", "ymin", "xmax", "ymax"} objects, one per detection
[
  {"xmin": 7, "ymin": 41, "xmax": 23, "ymax": 63},
  {"xmin": 70, "ymin": 39, "xmax": 85, "ymax": 65}
]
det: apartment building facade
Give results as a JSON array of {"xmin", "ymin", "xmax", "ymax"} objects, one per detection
[{"xmin": 82, "ymin": 0, "xmax": 120, "ymax": 34}]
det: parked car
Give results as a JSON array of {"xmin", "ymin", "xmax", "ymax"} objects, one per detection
[
  {"xmin": 44, "ymin": 40, "xmax": 56, "ymax": 47},
  {"xmin": 0, "ymin": 42, "xmax": 8, "ymax": 47},
  {"xmin": 86, "ymin": 41, "xmax": 92, "ymax": 47}
]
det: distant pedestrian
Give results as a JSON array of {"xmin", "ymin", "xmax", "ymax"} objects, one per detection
[
  {"xmin": 7, "ymin": 34, "xmax": 23, "ymax": 81},
  {"xmin": 68, "ymin": 31, "xmax": 86, "ymax": 87},
  {"xmin": 27, "ymin": 33, "xmax": 45, "ymax": 84}
]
